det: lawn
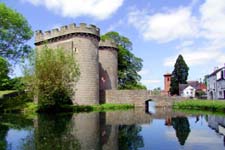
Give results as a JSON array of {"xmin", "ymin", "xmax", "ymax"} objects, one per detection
[
  {"xmin": 0, "ymin": 90, "xmax": 17, "ymax": 98},
  {"xmin": 173, "ymin": 99, "xmax": 225, "ymax": 112}
]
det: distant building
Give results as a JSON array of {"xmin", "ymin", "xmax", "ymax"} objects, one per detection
[
  {"xmin": 179, "ymin": 81, "xmax": 206, "ymax": 98},
  {"xmin": 162, "ymin": 73, "xmax": 172, "ymax": 96},
  {"xmin": 206, "ymin": 67, "xmax": 225, "ymax": 100},
  {"xmin": 179, "ymin": 84, "xmax": 196, "ymax": 98}
]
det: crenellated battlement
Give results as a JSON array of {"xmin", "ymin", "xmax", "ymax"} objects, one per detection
[
  {"xmin": 35, "ymin": 23, "xmax": 100, "ymax": 45},
  {"xmin": 99, "ymin": 39, "xmax": 118, "ymax": 50}
]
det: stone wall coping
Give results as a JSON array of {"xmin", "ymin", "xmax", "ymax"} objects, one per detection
[
  {"xmin": 35, "ymin": 23, "xmax": 100, "ymax": 43},
  {"xmin": 99, "ymin": 39, "xmax": 118, "ymax": 50}
]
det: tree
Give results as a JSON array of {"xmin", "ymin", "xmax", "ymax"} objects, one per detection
[
  {"xmin": 24, "ymin": 46, "xmax": 80, "ymax": 110},
  {"xmin": 101, "ymin": 32, "xmax": 146, "ymax": 89},
  {"xmin": 170, "ymin": 55, "xmax": 189, "ymax": 95},
  {"xmin": 0, "ymin": 3, "xmax": 33, "ymax": 61},
  {"xmin": 152, "ymin": 87, "xmax": 161, "ymax": 95},
  {"xmin": 0, "ymin": 56, "xmax": 10, "ymax": 90}
]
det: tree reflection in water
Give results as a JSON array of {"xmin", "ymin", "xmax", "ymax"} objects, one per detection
[
  {"xmin": 19, "ymin": 114, "xmax": 81, "ymax": 150},
  {"xmin": 34, "ymin": 114, "xmax": 81, "ymax": 150},
  {"xmin": 172, "ymin": 117, "xmax": 190, "ymax": 146},
  {"xmin": 118, "ymin": 125, "xmax": 144, "ymax": 150},
  {"xmin": 0, "ymin": 124, "xmax": 8, "ymax": 149},
  {"xmin": 0, "ymin": 114, "xmax": 34, "ymax": 150}
]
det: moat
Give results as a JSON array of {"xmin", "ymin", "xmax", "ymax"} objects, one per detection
[{"xmin": 1, "ymin": 107, "xmax": 225, "ymax": 150}]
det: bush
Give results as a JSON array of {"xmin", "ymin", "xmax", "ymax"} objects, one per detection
[{"xmin": 24, "ymin": 46, "xmax": 80, "ymax": 110}]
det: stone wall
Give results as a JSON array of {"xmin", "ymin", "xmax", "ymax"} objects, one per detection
[
  {"xmin": 104, "ymin": 90, "xmax": 150, "ymax": 106},
  {"xmin": 99, "ymin": 40, "xmax": 118, "ymax": 90},
  {"xmin": 104, "ymin": 90, "xmax": 186, "ymax": 107},
  {"xmin": 35, "ymin": 23, "xmax": 100, "ymax": 105}
]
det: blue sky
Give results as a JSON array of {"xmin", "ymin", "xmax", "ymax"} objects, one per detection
[{"xmin": 3, "ymin": 0, "xmax": 225, "ymax": 89}]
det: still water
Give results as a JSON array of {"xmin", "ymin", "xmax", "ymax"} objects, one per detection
[{"xmin": 1, "ymin": 108, "xmax": 225, "ymax": 150}]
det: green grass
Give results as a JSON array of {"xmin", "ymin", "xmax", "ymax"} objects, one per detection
[
  {"xmin": 0, "ymin": 90, "xmax": 17, "ymax": 98},
  {"xmin": 173, "ymin": 99, "xmax": 225, "ymax": 112},
  {"xmin": 174, "ymin": 108, "xmax": 225, "ymax": 116},
  {"xmin": 39, "ymin": 103, "xmax": 134, "ymax": 113},
  {"xmin": 3, "ymin": 101, "xmax": 134, "ymax": 114}
]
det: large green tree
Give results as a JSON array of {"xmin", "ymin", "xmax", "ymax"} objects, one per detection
[
  {"xmin": 0, "ymin": 3, "xmax": 33, "ymax": 61},
  {"xmin": 170, "ymin": 55, "xmax": 189, "ymax": 95},
  {"xmin": 0, "ymin": 56, "xmax": 10, "ymax": 90},
  {"xmin": 101, "ymin": 32, "xmax": 146, "ymax": 89}
]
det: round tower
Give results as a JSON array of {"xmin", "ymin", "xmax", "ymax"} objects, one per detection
[
  {"xmin": 99, "ymin": 40, "xmax": 118, "ymax": 90},
  {"xmin": 35, "ymin": 23, "xmax": 100, "ymax": 105}
]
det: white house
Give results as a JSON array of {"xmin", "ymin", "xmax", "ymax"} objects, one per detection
[
  {"xmin": 207, "ymin": 67, "xmax": 225, "ymax": 100},
  {"xmin": 179, "ymin": 85, "xmax": 196, "ymax": 98}
]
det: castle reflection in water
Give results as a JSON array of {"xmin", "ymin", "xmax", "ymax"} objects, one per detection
[{"xmin": 1, "ymin": 108, "xmax": 225, "ymax": 150}]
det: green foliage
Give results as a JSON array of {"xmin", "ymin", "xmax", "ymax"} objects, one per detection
[
  {"xmin": 0, "ymin": 93, "xmax": 35, "ymax": 113},
  {"xmin": 170, "ymin": 55, "xmax": 189, "ymax": 95},
  {"xmin": 33, "ymin": 114, "xmax": 81, "ymax": 150},
  {"xmin": 24, "ymin": 46, "xmax": 80, "ymax": 110},
  {"xmin": 101, "ymin": 32, "xmax": 146, "ymax": 90},
  {"xmin": 118, "ymin": 125, "xmax": 144, "ymax": 150},
  {"xmin": 0, "ymin": 3, "xmax": 33, "ymax": 61},
  {"xmin": 151, "ymin": 87, "xmax": 161, "ymax": 95},
  {"xmin": 0, "ymin": 56, "xmax": 11, "ymax": 90},
  {"xmin": 173, "ymin": 100, "xmax": 225, "ymax": 112},
  {"xmin": 9, "ymin": 77, "xmax": 25, "ymax": 91},
  {"xmin": 195, "ymin": 90, "xmax": 206, "ymax": 98}
]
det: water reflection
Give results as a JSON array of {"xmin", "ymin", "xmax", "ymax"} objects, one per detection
[
  {"xmin": 208, "ymin": 115, "xmax": 225, "ymax": 147},
  {"xmin": 118, "ymin": 125, "xmax": 143, "ymax": 150},
  {"xmin": 1, "ymin": 108, "xmax": 225, "ymax": 150},
  {"xmin": 172, "ymin": 117, "xmax": 190, "ymax": 145},
  {"xmin": 35, "ymin": 114, "xmax": 80, "ymax": 150}
]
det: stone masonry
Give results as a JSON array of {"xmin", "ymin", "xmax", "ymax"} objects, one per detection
[
  {"xmin": 34, "ymin": 22, "xmax": 184, "ymax": 106},
  {"xmin": 35, "ymin": 23, "xmax": 118, "ymax": 105}
]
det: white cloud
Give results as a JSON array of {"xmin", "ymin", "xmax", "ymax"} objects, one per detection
[
  {"xmin": 164, "ymin": 44, "xmax": 225, "ymax": 67},
  {"xmin": 126, "ymin": 0, "xmax": 225, "ymax": 67},
  {"xmin": 200, "ymin": 0, "xmax": 225, "ymax": 40},
  {"xmin": 128, "ymin": 7, "xmax": 198, "ymax": 42},
  {"xmin": 176, "ymin": 40, "xmax": 194, "ymax": 49},
  {"xmin": 22, "ymin": 0, "xmax": 124, "ymax": 20},
  {"xmin": 128, "ymin": 0, "xmax": 225, "ymax": 43}
]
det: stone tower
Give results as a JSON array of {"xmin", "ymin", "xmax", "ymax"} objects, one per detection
[
  {"xmin": 35, "ymin": 23, "xmax": 100, "ymax": 105},
  {"xmin": 163, "ymin": 73, "xmax": 172, "ymax": 95},
  {"xmin": 99, "ymin": 40, "xmax": 118, "ymax": 90}
]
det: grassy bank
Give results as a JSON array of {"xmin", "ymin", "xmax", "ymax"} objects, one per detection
[
  {"xmin": 174, "ymin": 108, "xmax": 225, "ymax": 116},
  {"xmin": 2, "ymin": 102, "xmax": 134, "ymax": 114},
  {"xmin": 173, "ymin": 99, "xmax": 225, "ymax": 112},
  {"xmin": 0, "ymin": 90, "xmax": 17, "ymax": 98},
  {"xmin": 38, "ymin": 103, "xmax": 134, "ymax": 113}
]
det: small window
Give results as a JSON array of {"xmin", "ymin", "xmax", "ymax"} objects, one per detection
[
  {"xmin": 72, "ymin": 47, "xmax": 78, "ymax": 56},
  {"xmin": 167, "ymin": 78, "xmax": 170, "ymax": 81}
]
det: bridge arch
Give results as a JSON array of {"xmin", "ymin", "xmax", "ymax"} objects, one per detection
[{"xmin": 145, "ymin": 99, "xmax": 156, "ymax": 114}]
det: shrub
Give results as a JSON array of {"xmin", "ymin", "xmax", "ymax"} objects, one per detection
[{"xmin": 24, "ymin": 46, "xmax": 80, "ymax": 109}]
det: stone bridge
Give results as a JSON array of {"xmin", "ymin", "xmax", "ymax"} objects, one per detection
[{"xmin": 102, "ymin": 90, "xmax": 187, "ymax": 107}]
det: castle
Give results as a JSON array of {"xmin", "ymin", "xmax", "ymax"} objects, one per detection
[{"xmin": 35, "ymin": 23, "xmax": 118, "ymax": 105}]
